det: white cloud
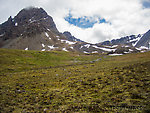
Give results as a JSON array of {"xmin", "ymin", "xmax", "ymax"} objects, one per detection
[{"xmin": 0, "ymin": 0, "xmax": 150, "ymax": 43}]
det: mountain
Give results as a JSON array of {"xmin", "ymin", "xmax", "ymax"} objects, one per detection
[
  {"xmin": 100, "ymin": 30, "xmax": 150, "ymax": 50},
  {"xmin": 0, "ymin": 7, "xmax": 79, "ymax": 52},
  {"xmin": 135, "ymin": 30, "xmax": 150, "ymax": 48},
  {"xmin": 0, "ymin": 7, "xmax": 58, "ymax": 40},
  {"xmin": 0, "ymin": 7, "xmax": 123, "ymax": 54},
  {"xmin": 0, "ymin": 7, "xmax": 149, "ymax": 55},
  {"xmin": 63, "ymin": 31, "xmax": 84, "ymax": 42},
  {"xmin": 99, "ymin": 30, "xmax": 150, "ymax": 54},
  {"xmin": 100, "ymin": 34, "xmax": 143, "ymax": 47}
]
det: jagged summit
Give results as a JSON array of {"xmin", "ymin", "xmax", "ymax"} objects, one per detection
[
  {"xmin": 0, "ymin": 7, "xmax": 82, "ymax": 52},
  {"xmin": 63, "ymin": 31, "xmax": 84, "ymax": 42},
  {"xmin": 135, "ymin": 30, "xmax": 150, "ymax": 48},
  {"xmin": 16, "ymin": 7, "xmax": 48, "ymax": 21},
  {"xmin": 14, "ymin": 7, "xmax": 58, "ymax": 31},
  {"xmin": 0, "ymin": 7, "xmax": 58, "ymax": 41},
  {"xmin": 100, "ymin": 34, "xmax": 143, "ymax": 47}
]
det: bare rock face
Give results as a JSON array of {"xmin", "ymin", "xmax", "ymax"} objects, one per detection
[
  {"xmin": 0, "ymin": 7, "xmax": 58, "ymax": 42},
  {"xmin": 0, "ymin": 7, "xmax": 86, "ymax": 53},
  {"xmin": 63, "ymin": 31, "xmax": 83, "ymax": 42},
  {"xmin": 14, "ymin": 7, "xmax": 58, "ymax": 32},
  {"xmin": 100, "ymin": 34, "xmax": 143, "ymax": 47},
  {"xmin": 135, "ymin": 30, "xmax": 150, "ymax": 48}
]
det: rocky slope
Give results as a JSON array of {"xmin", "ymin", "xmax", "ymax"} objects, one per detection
[
  {"xmin": 99, "ymin": 30, "xmax": 150, "ymax": 54},
  {"xmin": 0, "ymin": 7, "xmax": 122, "ymax": 54},
  {"xmin": 135, "ymin": 30, "xmax": 150, "ymax": 48},
  {"xmin": 0, "ymin": 7, "xmax": 58, "ymax": 40},
  {"xmin": 63, "ymin": 31, "xmax": 84, "ymax": 42},
  {"xmin": 100, "ymin": 34, "xmax": 143, "ymax": 47},
  {"xmin": 0, "ymin": 7, "xmax": 80, "ymax": 52}
]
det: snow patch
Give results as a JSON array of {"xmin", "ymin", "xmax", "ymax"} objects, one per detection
[
  {"xmin": 48, "ymin": 45, "xmax": 58, "ymax": 49},
  {"xmin": 61, "ymin": 40, "xmax": 76, "ymax": 45},
  {"xmin": 104, "ymin": 45, "xmax": 112, "ymax": 48},
  {"xmin": 136, "ymin": 47, "xmax": 142, "ymax": 51},
  {"xmin": 131, "ymin": 36, "xmax": 141, "ymax": 46},
  {"xmin": 29, "ymin": 19, "xmax": 37, "ymax": 23},
  {"xmin": 47, "ymin": 29, "xmax": 50, "ymax": 31},
  {"xmin": 42, "ymin": 44, "xmax": 45, "ymax": 47},
  {"xmin": 92, "ymin": 51, "xmax": 98, "ymax": 53},
  {"xmin": 100, "ymin": 47, "xmax": 116, "ymax": 52},
  {"xmin": 15, "ymin": 23, "xmax": 18, "ymax": 26},
  {"xmin": 62, "ymin": 48, "xmax": 68, "ymax": 52},
  {"xmin": 92, "ymin": 45, "xmax": 100, "ymax": 49},
  {"xmin": 0, "ymin": 33, "xmax": 4, "ymax": 37},
  {"xmin": 129, "ymin": 49, "xmax": 133, "ymax": 52},
  {"xmin": 28, "ymin": 17, "xmax": 37, "ymax": 23},
  {"xmin": 25, "ymin": 48, "xmax": 28, "ymax": 50},
  {"xmin": 80, "ymin": 46, "xmax": 84, "ymax": 49},
  {"xmin": 104, "ymin": 45, "xmax": 118, "ymax": 48},
  {"xmin": 124, "ymin": 52, "xmax": 130, "ymax": 54},
  {"xmin": 109, "ymin": 54, "xmax": 123, "ymax": 56},
  {"xmin": 125, "ymin": 45, "xmax": 130, "ymax": 48},
  {"xmin": 84, "ymin": 44, "xmax": 91, "ymax": 48},
  {"xmin": 42, "ymin": 49, "xmax": 45, "ymax": 51},
  {"xmin": 92, "ymin": 45, "xmax": 116, "ymax": 52},
  {"xmin": 83, "ymin": 51, "xmax": 90, "ymax": 54},
  {"xmin": 43, "ymin": 17, "xmax": 48, "ymax": 20},
  {"xmin": 136, "ymin": 46, "xmax": 148, "ymax": 51},
  {"xmin": 70, "ymin": 47, "xmax": 74, "ymax": 49},
  {"xmin": 48, "ymin": 45, "xmax": 54, "ymax": 49},
  {"xmin": 139, "ymin": 46, "xmax": 148, "ymax": 50},
  {"xmin": 45, "ymin": 32, "xmax": 49, "ymax": 37},
  {"xmin": 141, "ymin": 50, "xmax": 147, "ymax": 53},
  {"xmin": 111, "ymin": 45, "xmax": 118, "ymax": 48},
  {"xmin": 130, "ymin": 38, "xmax": 139, "ymax": 42}
]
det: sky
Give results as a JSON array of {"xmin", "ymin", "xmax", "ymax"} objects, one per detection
[{"xmin": 0, "ymin": 0, "xmax": 150, "ymax": 43}]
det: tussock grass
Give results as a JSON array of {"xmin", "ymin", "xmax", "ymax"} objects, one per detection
[
  {"xmin": 0, "ymin": 49, "xmax": 150, "ymax": 112},
  {"xmin": 0, "ymin": 49, "xmax": 99, "ymax": 75}
]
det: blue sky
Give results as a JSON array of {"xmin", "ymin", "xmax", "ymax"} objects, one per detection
[
  {"xmin": 63, "ymin": 0, "xmax": 150, "ymax": 30},
  {"xmin": 143, "ymin": 0, "xmax": 150, "ymax": 8},
  {"xmin": 65, "ymin": 13, "xmax": 107, "ymax": 28}
]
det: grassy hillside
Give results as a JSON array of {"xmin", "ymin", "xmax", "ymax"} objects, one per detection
[
  {"xmin": 0, "ymin": 49, "xmax": 150, "ymax": 112},
  {"xmin": 0, "ymin": 49, "xmax": 99, "ymax": 75}
]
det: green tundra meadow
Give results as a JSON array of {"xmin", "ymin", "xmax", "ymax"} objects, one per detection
[{"xmin": 0, "ymin": 49, "xmax": 150, "ymax": 112}]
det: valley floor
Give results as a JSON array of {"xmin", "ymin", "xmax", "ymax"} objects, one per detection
[{"xmin": 0, "ymin": 49, "xmax": 150, "ymax": 112}]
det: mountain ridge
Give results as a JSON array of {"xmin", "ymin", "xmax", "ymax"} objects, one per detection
[
  {"xmin": 135, "ymin": 30, "xmax": 150, "ymax": 48},
  {"xmin": 0, "ymin": 7, "xmax": 149, "ymax": 54},
  {"xmin": 0, "ymin": 7, "xmax": 80, "ymax": 52}
]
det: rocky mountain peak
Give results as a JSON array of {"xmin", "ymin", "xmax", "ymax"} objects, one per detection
[
  {"xmin": 14, "ymin": 7, "xmax": 48, "ymax": 25},
  {"xmin": 17, "ymin": 7, "xmax": 47, "ymax": 18},
  {"xmin": 0, "ymin": 7, "xmax": 58, "ymax": 41},
  {"xmin": 100, "ymin": 34, "xmax": 143, "ymax": 47},
  {"xmin": 63, "ymin": 31, "xmax": 84, "ymax": 42},
  {"xmin": 135, "ymin": 30, "xmax": 150, "ymax": 48},
  {"xmin": 63, "ymin": 31, "xmax": 71, "ymax": 36}
]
